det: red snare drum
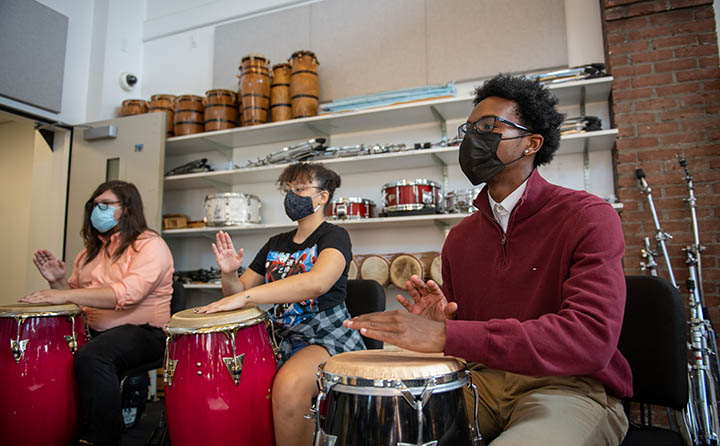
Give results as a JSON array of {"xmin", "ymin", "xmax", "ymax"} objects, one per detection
[
  {"xmin": 163, "ymin": 306, "xmax": 277, "ymax": 446},
  {"xmin": 325, "ymin": 197, "xmax": 375, "ymax": 220},
  {"xmin": 0, "ymin": 303, "xmax": 87, "ymax": 445},
  {"xmin": 382, "ymin": 179, "xmax": 442, "ymax": 213}
]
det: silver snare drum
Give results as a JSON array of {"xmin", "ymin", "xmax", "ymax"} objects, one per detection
[
  {"xmin": 446, "ymin": 187, "xmax": 483, "ymax": 214},
  {"xmin": 204, "ymin": 193, "xmax": 262, "ymax": 226}
]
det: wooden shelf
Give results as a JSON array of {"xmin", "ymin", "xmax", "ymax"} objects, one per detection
[
  {"xmin": 164, "ymin": 77, "xmax": 614, "ymax": 156},
  {"xmin": 162, "ymin": 213, "xmax": 471, "ymax": 239},
  {"xmin": 164, "ymin": 129, "xmax": 618, "ymax": 191}
]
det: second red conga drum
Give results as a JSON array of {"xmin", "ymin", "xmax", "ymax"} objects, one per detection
[
  {"xmin": 0, "ymin": 303, "xmax": 87, "ymax": 446},
  {"xmin": 163, "ymin": 305, "xmax": 276, "ymax": 446}
]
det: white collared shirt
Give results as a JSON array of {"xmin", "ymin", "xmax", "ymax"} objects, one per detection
[{"xmin": 487, "ymin": 179, "xmax": 529, "ymax": 233}]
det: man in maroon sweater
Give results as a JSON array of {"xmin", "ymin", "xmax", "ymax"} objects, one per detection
[{"xmin": 345, "ymin": 74, "xmax": 631, "ymax": 445}]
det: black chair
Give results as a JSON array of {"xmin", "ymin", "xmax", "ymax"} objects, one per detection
[
  {"xmin": 346, "ymin": 279, "xmax": 386, "ymax": 350},
  {"xmin": 120, "ymin": 280, "xmax": 186, "ymax": 429},
  {"xmin": 619, "ymin": 275, "xmax": 690, "ymax": 446}
]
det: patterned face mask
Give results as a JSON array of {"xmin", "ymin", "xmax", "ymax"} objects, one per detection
[{"xmin": 283, "ymin": 190, "xmax": 322, "ymax": 221}]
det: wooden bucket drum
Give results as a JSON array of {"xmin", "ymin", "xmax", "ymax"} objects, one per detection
[
  {"xmin": 204, "ymin": 89, "xmax": 238, "ymax": 132},
  {"xmin": 359, "ymin": 254, "xmax": 390, "ymax": 287},
  {"xmin": 149, "ymin": 94, "xmax": 176, "ymax": 137},
  {"xmin": 289, "ymin": 50, "xmax": 319, "ymax": 118},
  {"xmin": 0, "ymin": 303, "xmax": 87, "ymax": 445},
  {"xmin": 389, "ymin": 253, "xmax": 425, "ymax": 290},
  {"xmin": 313, "ymin": 349, "xmax": 483, "ymax": 446},
  {"xmin": 163, "ymin": 305, "xmax": 277, "ymax": 446},
  {"xmin": 347, "ymin": 257, "xmax": 359, "ymax": 280},
  {"xmin": 270, "ymin": 63, "xmax": 292, "ymax": 122},
  {"xmin": 120, "ymin": 99, "xmax": 148, "ymax": 116},
  {"xmin": 174, "ymin": 95, "xmax": 205, "ymax": 136},
  {"xmin": 239, "ymin": 54, "xmax": 271, "ymax": 126},
  {"xmin": 429, "ymin": 252, "xmax": 443, "ymax": 286}
]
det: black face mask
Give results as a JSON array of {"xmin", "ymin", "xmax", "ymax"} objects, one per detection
[
  {"xmin": 284, "ymin": 190, "xmax": 321, "ymax": 221},
  {"xmin": 458, "ymin": 131, "xmax": 525, "ymax": 185}
]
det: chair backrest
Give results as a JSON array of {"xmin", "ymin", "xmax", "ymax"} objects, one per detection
[
  {"xmin": 170, "ymin": 280, "xmax": 187, "ymax": 315},
  {"xmin": 346, "ymin": 279, "xmax": 386, "ymax": 350},
  {"xmin": 619, "ymin": 275, "xmax": 688, "ymax": 410}
]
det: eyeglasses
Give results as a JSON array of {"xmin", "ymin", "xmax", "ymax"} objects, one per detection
[
  {"xmin": 458, "ymin": 116, "xmax": 533, "ymax": 139},
  {"xmin": 279, "ymin": 185, "xmax": 323, "ymax": 196},
  {"xmin": 93, "ymin": 201, "xmax": 121, "ymax": 210}
]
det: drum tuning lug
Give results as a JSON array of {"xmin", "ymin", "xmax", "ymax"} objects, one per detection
[
  {"xmin": 64, "ymin": 335, "xmax": 78, "ymax": 355},
  {"xmin": 223, "ymin": 353, "xmax": 245, "ymax": 386},
  {"xmin": 10, "ymin": 338, "xmax": 28, "ymax": 363},
  {"xmin": 164, "ymin": 359, "xmax": 178, "ymax": 386}
]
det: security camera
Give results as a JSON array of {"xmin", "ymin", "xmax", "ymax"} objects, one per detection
[{"xmin": 119, "ymin": 72, "xmax": 138, "ymax": 91}]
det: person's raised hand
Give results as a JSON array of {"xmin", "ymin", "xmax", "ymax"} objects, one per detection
[
  {"xmin": 397, "ymin": 275, "xmax": 457, "ymax": 321},
  {"xmin": 32, "ymin": 250, "xmax": 66, "ymax": 283},
  {"xmin": 212, "ymin": 231, "xmax": 243, "ymax": 274}
]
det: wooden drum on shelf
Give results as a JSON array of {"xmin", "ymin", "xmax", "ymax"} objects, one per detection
[
  {"xmin": 174, "ymin": 95, "xmax": 205, "ymax": 136},
  {"xmin": 359, "ymin": 254, "xmax": 390, "ymax": 287},
  {"xmin": 204, "ymin": 89, "xmax": 238, "ymax": 132},
  {"xmin": 120, "ymin": 99, "xmax": 148, "ymax": 116},
  {"xmin": 389, "ymin": 252, "xmax": 439, "ymax": 290},
  {"xmin": 149, "ymin": 94, "xmax": 176, "ymax": 137},
  {"xmin": 428, "ymin": 252, "xmax": 443, "ymax": 286},
  {"xmin": 347, "ymin": 257, "xmax": 359, "ymax": 280},
  {"xmin": 270, "ymin": 63, "xmax": 292, "ymax": 122},
  {"xmin": 239, "ymin": 54, "xmax": 271, "ymax": 126},
  {"xmin": 289, "ymin": 50, "xmax": 319, "ymax": 118}
]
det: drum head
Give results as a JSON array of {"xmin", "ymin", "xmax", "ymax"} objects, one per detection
[
  {"xmin": 0, "ymin": 303, "xmax": 83, "ymax": 317},
  {"xmin": 323, "ymin": 349, "xmax": 465, "ymax": 380},
  {"xmin": 165, "ymin": 305, "xmax": 267, "ymax": 334}
]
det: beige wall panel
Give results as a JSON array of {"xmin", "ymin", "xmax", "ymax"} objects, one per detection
[
  {"xmin": 426, "ymin": 0, "xmax": 568, "ymax": 83},
  {"xmin": 25, "ymin": 130, "xmax": 71, "ymax": 294},
  {"xmin": 0, "ymin": 120, "xmax": 34, "ymax": 304},
  {"xmin": 308, "ymin": 0, "xmax": 428, "ymax": 101},
  {"xmin": 213, "ymin": 6, "xmax": 312, "ymax": 92},
  {"xmin": 65, "ymin": 113, "xmax": 166, "ymax": 273}
]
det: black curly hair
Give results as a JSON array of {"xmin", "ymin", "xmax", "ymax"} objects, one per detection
[
  {"xmin": 277, "ymin": 162, "xmax": 341, "ymax": 208},
  {"xmin": 473, "ymin": 74, "xmax": 565, "ymax": 167}
]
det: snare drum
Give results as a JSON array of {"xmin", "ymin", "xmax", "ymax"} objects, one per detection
[
  {"xmin": 204, "ymin": 192, "xmax": 262, "ymax": 226},
  {"xmin": 313, "ymin": 349, "xmax": 483, "ymax": 446},
  {"xmin": 383, "ymin": 179, "xmax": 442, "ymax": 214},
  {"xmin": 446, "ymin": 187, "xmax": 483, "ymax": 214},
  {"xmin": 164, "ymin": 306, "xmax": 277, "ymax": 446},
  {"xmin": 325, "ymin": 197, "xmax": 375, "ymax": 220},
  {"xmin": 0, "ymin": 303, "xmax": 87, "ymax": 445}
]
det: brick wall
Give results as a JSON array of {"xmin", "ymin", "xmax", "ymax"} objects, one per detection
[{"xmin": 601, "ymin": 0, "xmax": 720, "ymax": 320}]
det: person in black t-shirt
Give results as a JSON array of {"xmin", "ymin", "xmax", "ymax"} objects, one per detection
[{"xmin": 195, "ymin": 162, "xmax": 365, "ymax": 446}]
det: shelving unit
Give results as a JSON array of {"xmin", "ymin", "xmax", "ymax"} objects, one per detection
[{"xmin": 164, "ymin": 77, "xmax": 614, "ymax": 156}]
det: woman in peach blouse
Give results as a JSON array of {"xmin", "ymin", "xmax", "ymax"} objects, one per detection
[{"xmin": 21, "ymin": 180, "xmax": 173, "ymax": 446}]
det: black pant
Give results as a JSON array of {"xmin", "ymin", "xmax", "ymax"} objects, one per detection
[{"xmin": 76, "ymin": 324, "xmax": 165, "ymax": 446}]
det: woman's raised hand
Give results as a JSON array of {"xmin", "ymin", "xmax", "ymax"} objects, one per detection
[
  {"xmin": 212, "ymin": 231, "xmax": 244, "ymax": 274},
  {"xmin": 32, "ymin": 250, "xmax": 66, "ymax": 283}
]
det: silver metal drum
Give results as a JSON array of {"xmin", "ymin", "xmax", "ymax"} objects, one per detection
[
  {"xmin": 445, "ymin": 187, "xmax": 483, "ymax": 214},
  {"xmin": 311, "ymin": 350, "xmax": 484, "ymax": 446},
  {"xmin": 204, "ymin": 193, "xmax": 262, "ymax": 226}
]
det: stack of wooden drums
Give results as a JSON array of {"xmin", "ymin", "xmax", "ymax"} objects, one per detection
[
  {"xmin": 349, "ymin": 251, "xmax": 442, "ymax": 288},
  {"xmin": 239, "ymin": 54, "xmax": 271, "ymax": 126}
]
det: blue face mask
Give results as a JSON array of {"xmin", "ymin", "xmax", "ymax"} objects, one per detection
[
  {"xmin": 284, "ymin": 190, "xmax": 322, "ymax": 221},
  {"xmin": 91, "ymin": 205, "xmax": 119, "ymax": 233}
]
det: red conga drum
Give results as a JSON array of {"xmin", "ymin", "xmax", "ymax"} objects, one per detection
[
  {"xmin": 0, "ymin": 303, "xmax": 87, "ymax": 445},
  {"xmin": 163, "ymin": 305, "xmax": 277, "ymax": 446},
  {"xmin": 239, "ymin": 54, "xmax": 271, "ymax": 126},
  {"xmin": 289, "ymin": 50, "xmax": 319, "ymax": 118}
]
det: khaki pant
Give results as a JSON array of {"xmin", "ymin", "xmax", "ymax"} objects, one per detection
[{"xmin": 463, "ymin": 365, "xmax": 628, "ymax": 446}]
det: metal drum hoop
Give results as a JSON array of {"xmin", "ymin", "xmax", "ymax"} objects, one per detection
[
  {"xmin": 318, "ymin": 368, "xmax": 468, "ymax": 396},
  {"xmin": 382, "ymin": 179, "xmax": 441, "ymax": 189}
]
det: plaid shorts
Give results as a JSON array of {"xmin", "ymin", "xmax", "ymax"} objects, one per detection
[{"xmin": 273, "ymin": 302, "xmax": 366, "ymax": 367}]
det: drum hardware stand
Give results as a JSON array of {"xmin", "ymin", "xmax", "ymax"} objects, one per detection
[
  {"xmin": 10, "ymin": 316, "xmax": 29, "ymax": 363},
  {"xmin": 64, "ymin": 316, "xmax": 78, "ymax": 355},
  {"xmin": 679, "ymin": 156, "xmax": 707, "ymax": 307},
  {"xmin": 222, "ymin": 329, "xmax": 245, "ymax": 386},
  {"xmin": 640, "ymin": 236, "xmax": 659, "ymax": 275},
  {"xmin": 311, "ymin": 374, "xmax": 338, "ymax": 446},
  {"xmin": 163, "ymin": 335, "xmax": 178, "ymax": 387},
  {"xmin": 636, "ymin": 168, "xmax": 678, "ymax": 288},
  {"xmin": 467, "ymin": 379, "xmax": 486, "ymax": 446}
]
